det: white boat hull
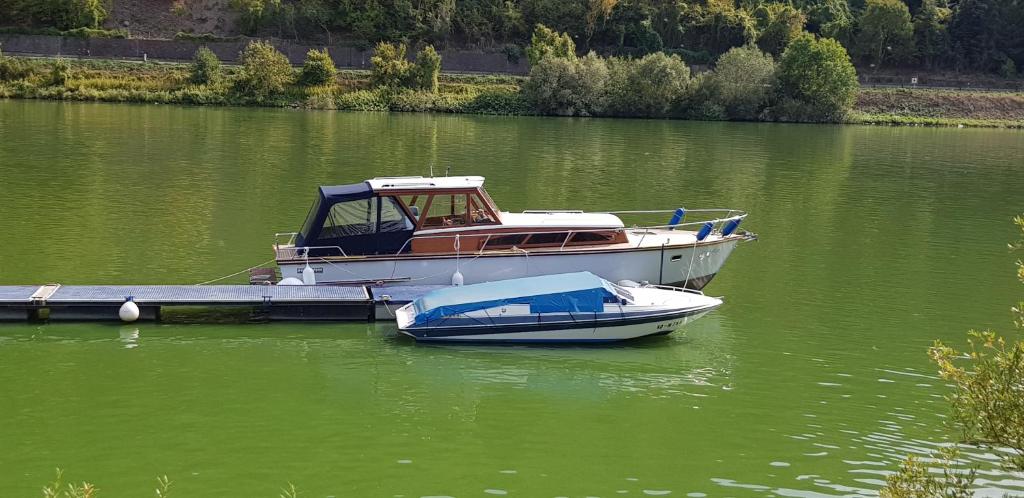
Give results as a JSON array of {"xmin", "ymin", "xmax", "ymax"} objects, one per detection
[
  {"xmin": 279, "ymin": 236, "xmax": 741, "ymax": 289},
  {"xmin": 395, "ymin": 284, "xmax": 723, "ymax": 343},
  {"xmin": 401, "ymin": 309, "xmax": 716, "ymax": 343}
]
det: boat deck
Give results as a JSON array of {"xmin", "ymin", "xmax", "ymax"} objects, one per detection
[{"xmin": 0, "ymin": 284, "xmax": 437, "ymax": 322}]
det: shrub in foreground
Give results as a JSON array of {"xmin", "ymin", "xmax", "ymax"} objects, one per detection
[
  {"xmin": 234, "ymin": 40, "xmax": 294, "ymax": 100},
  {"xmin": 300, "ymin": 48, "xmax": 337, "ymax": 86}
]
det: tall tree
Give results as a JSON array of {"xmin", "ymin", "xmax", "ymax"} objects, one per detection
[
  {"xmin": 856, "ymin": 0, "xmax": 914, "ymax": 67},
  {"xmin": 913, "ymin": 0, "xmax": 950, "ymax": 69},
  {"xmin": 776, "ymin": 33, "xmax": 859, "ymax": 119},
  {"xmin": 753, "ymin": 2, "xmax": 807, "ymax": 56}
]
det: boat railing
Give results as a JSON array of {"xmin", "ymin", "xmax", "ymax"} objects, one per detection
[
  {"xmin": 273, "ymin": 233, "xmax": 350, "ymax": 259},
  {"xmin": 395, "ymin": 210, "xmax": 749, "ymax": 256},
  {"xmin": 643, "ymin": 283, "xmax": 708, "ymax": 296},
  {"xmin": 275, "ymin": 209, "xmax": 749, "ymax": 260}
]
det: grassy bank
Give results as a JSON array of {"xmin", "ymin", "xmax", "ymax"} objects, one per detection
[
  {"xmin": 851, "ymin": 88, "xmax": 1024, "ymax": 128},
  {"xmin": 2, "ymin": 56, "xmax": 1023, "ymax": 128},
  {"xmin": 0, "ymin": 56, "xmax": 530, "ymax": 113}
]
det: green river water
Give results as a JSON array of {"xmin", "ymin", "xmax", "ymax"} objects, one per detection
[{"xmin": 1, "ymin": 100, "xmax": 1023, "ymax": 497}]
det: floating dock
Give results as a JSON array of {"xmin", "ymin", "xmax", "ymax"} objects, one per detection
[{"xmin": 0, "ymin": 284, "xmax": 439, "ymax": 322}]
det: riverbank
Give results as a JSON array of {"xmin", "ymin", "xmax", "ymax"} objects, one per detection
[
  {"xmin": 851, "ymin": 88, "xmax": 1024, "ymax": 128},
  {"xmin": 2, "ymin": 56, "xmax": 1023, "ymax": 128}
]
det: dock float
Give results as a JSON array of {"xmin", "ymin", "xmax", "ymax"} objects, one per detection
[{"xmin": 0, "ymin": 284, "xmax": 381, "ymax": 322}]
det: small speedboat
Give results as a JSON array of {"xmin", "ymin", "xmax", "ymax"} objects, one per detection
[{"xmin": 395, "ymin": 272, "xmax": 722, "ymax": 343}]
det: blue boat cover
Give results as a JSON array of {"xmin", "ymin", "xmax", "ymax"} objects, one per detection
[{"xmin": 412, "ymin": 272, "xmax": 617, "ymax": 325}]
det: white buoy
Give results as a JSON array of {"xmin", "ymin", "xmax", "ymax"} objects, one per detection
[
  {"xmin": 119, "ymin": 299, "xmax": 140, "ymax": 322},
  {"xmin": 451, "ymin": 270, "xmax": 464, "ymax": 286},
  {"xmin": 302, "ymin": 263, "xmax": 316, "ymax": 285},
  {"xmin": 278, "ymin": 277, "xmax": 304, "ymax": 286}
]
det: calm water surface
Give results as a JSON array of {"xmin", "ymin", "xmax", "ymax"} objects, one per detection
[{"xmin": 1, "ymin": 100, "xmax": 1023, "ymax": 497}]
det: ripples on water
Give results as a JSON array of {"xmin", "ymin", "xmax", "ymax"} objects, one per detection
[{"xmin": 1, "ymin": 101, "xmax": 1024, "ymax": 496}]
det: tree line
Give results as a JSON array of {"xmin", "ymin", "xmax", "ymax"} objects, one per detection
[{"xmin": 1, "ymin": 0, "xmax": 1021, "ymax": 76}]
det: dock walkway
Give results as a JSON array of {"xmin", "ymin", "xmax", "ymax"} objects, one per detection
[{"xmin": 0, "ymin": 284, "xmax": 396, "ymax": 322}]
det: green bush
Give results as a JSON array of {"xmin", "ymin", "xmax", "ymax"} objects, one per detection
[
  {"xmin": 523, "ymin": 52, "xmax": 608, "ymax": 116},
  {"xmin": 775, "ymin": 33, "xmax": 858, "ymax": 121},
  {"xmin": 234, "ymin": 40, "xmax": 294, "ymax": 100},
  {"xmin": 765, "ymin": 97, "xmax": 829, "ymax": 122},
  {"xmin": 336, "ymin": 89, "xmax": 389, "ymax": 111},
  {"xmin": 174, "ymin": 32, "xmax": 241, "ymax": 42},
  {"xmin": 0, "ymin": 50, "xmax": 36, "ymax": 81},
  {"xmin": 62, "ymin": 27, "xmax": 127, "ymax": 38},
  {"xmin": 753, "ymin": 3, "xmax": 806, "ymax": 56},
  {"xmin": 413, "ymin": 45, "xmax": 441, "ymax": 93},
  {"xmin": 370, "ymin": 42, "xmax": 413, "ymax": 89},
  {"xmin": 526, "ymin": 24, "xmax": 577, "ymax": 66},
  {"xmin": 175, "ymin": 84, "xmax": 228, "ymax": 105},
  {"xmin": 50, "ymin": 58, "xmax": 71, "ymax": 86},
  {"xmin": 190, "ymin": 46, "xmax": 222, "ymax": 85},
  {"xmin": 299, "ymin": 48, "xmax": 337, "ymax": 86},
  {"xmin": 606, "ymin": 52, "xmax": 690, "ymax": 117},
  {"xmin": 462, "ymin": 91, "xmax": 532, "ymax": 115},
  {"xmin": 709, "ymin": 45, "xmax": 776, "ymax": 120},
  {"xmin": 389, "ymin": 90, "xmax": 442, "ymax": 112}
]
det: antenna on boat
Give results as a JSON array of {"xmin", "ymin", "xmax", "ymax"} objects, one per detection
[
  {"xmin": 429, "ymin": 163, "xmax": 434, "ymax": 177},
  {"xmin": 445, "ymin": 164, "xmax": 451, "ymax": 177}
]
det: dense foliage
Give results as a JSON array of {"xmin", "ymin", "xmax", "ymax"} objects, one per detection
[
  {"xmin": 0, "ymin": 0, "xmax": 108, "ymax": 30},
  {"xmin": 523, "ymin": 26, "xmax": 858, "ymax": 121},
  {"xmin": 369, "ymin": 42, "xmax": 442, "ymax": 93},
  {"xmin": 190, "ymin": 46, "xmax": 222, "ymax": 85},
  {"xmin": 198, "ymin": 0, "xmax": 1023, "ymax": 76},
  {"xmin": 1, "ymin": 0, "xmax": 1021, "ymax": 76},
  {"xmin": 234, "ymin": 40, "xmax": 295, "ymax": 99},
  {"xmin": 299, "ymin": 48, "xmax": 337, "ymax": 86},
  {"xmin": 707, "ymin": 44, "xmax": 777, "ymax": 119},
  {"xmin": 775, "ymin": 34, "xmax": 859, "ymax": 120}
]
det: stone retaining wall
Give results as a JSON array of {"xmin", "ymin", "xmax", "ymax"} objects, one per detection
[{"xmin": 0, "ymin": 34, "xmax": 530, "ymax": 74}]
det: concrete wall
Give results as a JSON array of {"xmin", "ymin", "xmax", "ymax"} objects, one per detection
[{"xmin": 0, "ymin": 34, "xmax": 530, "ymax": 74}]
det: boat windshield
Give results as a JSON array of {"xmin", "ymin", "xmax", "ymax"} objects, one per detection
[{"xmin": 609, "ymin": 283, "xmax": 635, "ymax": 304}]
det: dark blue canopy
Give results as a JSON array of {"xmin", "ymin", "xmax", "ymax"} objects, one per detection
[
  {"xmin": 296, "ymin": 183, "xmax": 374, "ymax": 246},
  {"xmin": 320, "ymin": 183, "xmax": 373, "ymax": 203}
]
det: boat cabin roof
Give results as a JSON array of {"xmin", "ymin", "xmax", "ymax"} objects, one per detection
[{"xmin": 366, "ymin": 176, "xmax": 485, "ymax": 191}]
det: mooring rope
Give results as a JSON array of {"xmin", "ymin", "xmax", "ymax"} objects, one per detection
[{"xmin": 194, "ymin": 258, "xmax": 277, "ymax": 286}]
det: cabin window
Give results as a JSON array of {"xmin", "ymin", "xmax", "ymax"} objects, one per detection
[
  {"xmin": 469, "ymin": 193, "xmax": 498, "ymax": 224},
  {"xmin": 422, "ymin": 194, "xmax": 468, "ymax": 228},
  {"xmin": 398, "ymin": 195, "xmax": 428, "ymax": 223},
  {"xmin": 570, "ymin": 231, "xmax": 615, "ymax": 243},
  {"xmin": 485, "ymin": 234, "xmax": 528, "ymax": 248},
  {"xmin": 525, "ymin": 232, "xmax": 569, "ymax": 246},
  {"xmin": 321, "ymin": 199, "xmax": 376, "ymax": 237},
  {"xmin": 380, "ymin": 197, "xmax": 414, "ymax": 232}
]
